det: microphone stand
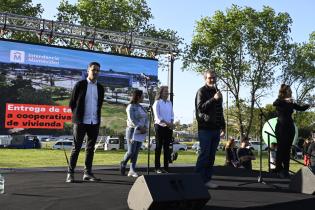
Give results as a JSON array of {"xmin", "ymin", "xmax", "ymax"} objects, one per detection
[
  {"xmin": 238, "ymin": 99, "xmax": 279, "ymax": 189},
  {"xmin": 142, "ymin": 76, "xmax": 154, "ymax": 175}
]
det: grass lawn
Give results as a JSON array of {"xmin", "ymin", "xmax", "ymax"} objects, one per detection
[{"xmin": 0, "ymin": 149, "xmax": 304, "ymax": 173}]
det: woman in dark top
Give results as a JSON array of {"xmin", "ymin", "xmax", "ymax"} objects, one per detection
[
  {"xmin": 307, "ymin": 139, "xmax": 315, "ymax": 169},
  {"xmin": 303, "ymin": 138, "xmax": 311, "ymax": 166},
  {"xmin": 224, "ymin": 138, "xmax": 239, "ymax": 167},
  {"xmin": 273, "ymin": 84, "xmax": 310, "ymax": 178}
]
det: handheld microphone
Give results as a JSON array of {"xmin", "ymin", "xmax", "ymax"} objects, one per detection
[
  {"xmin": 214, "ymin": 84, "xmax": 218, "ymax": 92},
  {"xmin": 140, "ymin": 73, "xmax": 151, "ymax": 80}
]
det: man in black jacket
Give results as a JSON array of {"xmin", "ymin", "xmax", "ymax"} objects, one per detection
[
  {"xmin": 66, "ymin": 61, "xmax": 104, "ymax": 183},
  {"xmin": 195, "ymin": 70, "xmax": 225, "ymax": 189}
]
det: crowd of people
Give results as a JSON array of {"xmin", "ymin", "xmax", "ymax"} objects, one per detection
[{"xmin": 65, "ymin": 61, "xmax": 313, "ymax": 190}]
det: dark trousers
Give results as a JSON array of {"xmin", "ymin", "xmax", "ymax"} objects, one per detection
[
  {"xmin": 275, "ymin": 122, "xmax": 295, "ymax": 173},
  {"xmin": 195, "ymin": 129, "xmax": 220, "ymax": 182},
  {"xmin": 68, "ymin": 123, "xmax": 99, "ymax": 174},
  {"xmin": 154, "ymin": 124, "xmax": 172, "ymax": 170}
]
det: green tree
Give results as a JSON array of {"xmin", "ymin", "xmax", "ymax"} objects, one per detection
[
  {"xmin": 281, "ymin": 32, "xmax": 315, "ymax": 104},
  {"xmin": 0, "ymin": 0, "xmax": 43, "ymax": 42},
  {"xmin": 183, "ymin": 5, "xmax": 292, "ymax": 139},
  {"xmin": 55, "ymin": 0, "xmax": 180, "ymax": 56}
]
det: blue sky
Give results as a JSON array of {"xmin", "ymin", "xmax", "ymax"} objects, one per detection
[{"xmin": 32, "ymin": 0, "xmax": 315, "ymax": 124}]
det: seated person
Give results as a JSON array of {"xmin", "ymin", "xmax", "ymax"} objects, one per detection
[
  {"xmin": 307, "ymin": 133, "xmax": 315, "ymax": 171},
  {"xmin": 224, "ymin": 138, "xmax": 239, "ymax": 167},
  {"xmin": 303, "ymin": 138, "xmax": 311, "ymax": 166},
  {"xmin": 269, "ymin": 142, "xmax": 277, "ymax": 172},
  {"xmin": 237, "ymin": 138, "xmax": 256, "ymax": 170}
]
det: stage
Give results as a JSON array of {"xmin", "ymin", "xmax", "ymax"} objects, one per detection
[{"xmin": 0, "ymin": 165, "xmax": 314, "ymax": 209}]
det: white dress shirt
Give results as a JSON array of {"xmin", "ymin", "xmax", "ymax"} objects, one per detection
[
  {"xmin": 83, "ymin": 78, "xmax": 99, "ymax": 124},
  {"xmin": 153, "ymin": 99, "xmax": 174, "ymax": 127}
]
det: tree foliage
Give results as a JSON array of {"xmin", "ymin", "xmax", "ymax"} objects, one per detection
[
  {"xmin": 0, "ymin": 0, "xmax": 43, "ymax": 42},
  {"xmin": 281, "ymin": 32, "xmax": 315, "ymax": 104},
  {"xmin": 183, "ymin": 5, "xmax": 292, "ymax": 139},
  {"xmin": 56, "ymin": 0, "xmax": 181, "ymax": 56}
]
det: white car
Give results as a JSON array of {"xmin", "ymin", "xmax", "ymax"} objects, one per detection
[
  {"xmin": 52, "ymin": 140, "xmax": 73, "ymax": 150},
  {"xmin": 104, "ymin": 137, "xmax": 120, "ymax": 150},
  {"xmin": 144, "ymin": 140, "xmax": 187, "ymax": 152},
  {"xmin": 191, "ymin": 142, "xmax": 224, "ymax": 153},
  {"xmin": 192, "ymin": 142, "xmax": 199, "ymax": 150},
  {"xmin": 52, "ymin": 140, "xmax": 86, "ymax": 150}
]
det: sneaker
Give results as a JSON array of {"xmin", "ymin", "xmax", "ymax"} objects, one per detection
[
  {"xmin": 278, "ymin": 171, "xmax": 290, "ymax": 179},
  {"xmin": 83, "ymin": 173, "xmax": 101, "ymax": 181},
  {"xmin": 155, "ymin": 169, "xmax": 163, "ymax": 174},
  {"xmin": 162, "ymin": 168, "xmax": 169, "ymax": 173},
  {"xmin": 127, "ymin": 171, "xmax": 139, "ymax": 178},
  {"xmin": 66, "ymin": 173, "xmax": 74, "ymax": 183},
  {"xmin": 205, "ymin": 181, "xmax": 219, "ymax": 189},
  {"xmin": 120, "ymin": 161, "xmax": 126, "ymax": 176}
]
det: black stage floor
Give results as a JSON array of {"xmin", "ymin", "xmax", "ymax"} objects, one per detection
[{"xmin": 0, "ymin": 165, "xmax": 314, "ymax": 209}]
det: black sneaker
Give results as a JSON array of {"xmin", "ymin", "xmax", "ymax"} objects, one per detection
[
  {"xmin": 120, "ymin": 161, "xmax": 126, "ymax": 176},
  {"xmin": 278, "ymin": 171, "xmax": 290, "ymax": 179},
  {"xmin": 83, "ymin": 173, "xmax": 101, "ymax": 181},
  {"xmin": 162, "ymin": 169, "xmax": 169, "ymax": 173},
  {"xmin": 66, "ymin": 173, "xmax": 74, "ymax": 183}
]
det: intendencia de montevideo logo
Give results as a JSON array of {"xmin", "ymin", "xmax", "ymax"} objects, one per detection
[{"xmin": 10, "ymin": 50, "xmax": 25, "ymax": 63}]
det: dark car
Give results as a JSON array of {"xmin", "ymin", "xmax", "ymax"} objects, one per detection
[{"xmin": 8, "ymin": 135, "xmax": 41, "ymax": 149}]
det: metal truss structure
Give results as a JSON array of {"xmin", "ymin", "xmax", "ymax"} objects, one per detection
[{"xmin": 0, "ymin": 12, "xmax": 179, "ymax": 55}]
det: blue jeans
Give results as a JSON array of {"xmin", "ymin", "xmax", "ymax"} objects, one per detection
[
  {"xmin": 122, "ymin": 127, "xmax": 142, "ymax": 172},
  {"xmin": 195, "ymin": 129, "xmax": 220, "ymax": 182}
]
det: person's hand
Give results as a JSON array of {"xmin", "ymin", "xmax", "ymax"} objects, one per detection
[
  {"xmin": 140, "ymin": 127, "xmax": 147, "ymax": 134},
  {"xmin": 167, "ymin": 122, "xmax": 174, "ymax": 130},
  {"xmin": 214, "ymin": 91, "xmax": 222, "ymax": 100},
  {"xmin": 220, "ymin": 130, "xmax": 225, "ymax": 137},
  {"xmin": 284, "ymin": 98, "xmax": 293, "ymax": 103}
]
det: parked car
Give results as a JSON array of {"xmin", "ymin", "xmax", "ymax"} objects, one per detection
[
  {"xmin": 144, "ymin": 140, "xmax": 187, "ymax": 152},
  {"xmin": 192, "ymin": 142, "xmax": 223, "ymax": 153},
  {"xmin": 8, "ymin": 135, "xmax": 41, "ymax": 149},
  {"xmin": 52, "ymin": 140, "xmax": 86, "ymax": 150},
  {"xmin": 192, "ymin": 142, "xmax": 201, "ymax": 154},
  {"xmin": 192, "ymin": 142, "xmax": 199, "ymax": 150},
  {"xmin": 104, "ymin": 137, "xmax": 120, "ymax": 150},
  {"xmin": 0, "ymin": 135, "xmax": 12, "ymax": 148},
  {"xmin": 52, "ymin": 140, "xmax": 73, "ymax": 150}
]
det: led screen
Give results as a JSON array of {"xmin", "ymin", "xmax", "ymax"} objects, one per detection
[{"xmin": 0, "ymin": 39, "xmax": 158, "ymax": 136}]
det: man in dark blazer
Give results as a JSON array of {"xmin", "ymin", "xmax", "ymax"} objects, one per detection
[{"xmin": 66, "ymin": 61, "xmax": 104, "ymax": 183}]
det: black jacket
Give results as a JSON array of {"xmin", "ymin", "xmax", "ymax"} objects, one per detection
[
  {"xmin": 69, "ymin": 80, "xmax": 104, "ymax": 124},
  {"xmin": 195, "ymin": 85, "xmax": 225, "ymax": 130}
]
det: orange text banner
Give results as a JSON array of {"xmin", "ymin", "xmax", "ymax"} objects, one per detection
[{"xmin": 5, "ymin": 103, "xmax": 72, "ymax": 129}]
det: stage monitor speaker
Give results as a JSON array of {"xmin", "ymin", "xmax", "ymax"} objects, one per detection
[
  {"xmin": 127, "ymin": 173, "xmax": 211, "ymax": 210},
  {"xmin": 289, "ymin": 166, "xmax": 315, "ymax": 195}
]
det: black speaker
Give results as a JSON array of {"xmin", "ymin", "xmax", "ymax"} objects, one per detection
[
  {"xmin": 127, "ymin": 173, "xmax": 211, "ymax": 210},
  {"xmin": 289, "ymin": 166, "xmax": 315, "ymax": 194}
]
